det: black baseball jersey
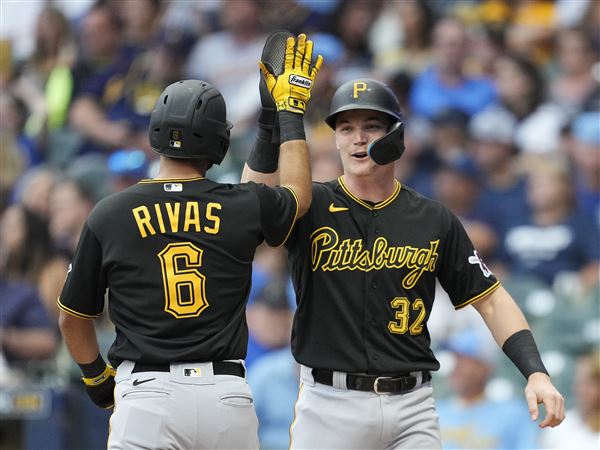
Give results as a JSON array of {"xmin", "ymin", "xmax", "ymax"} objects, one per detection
[
  {"xmin": 58, "ymin": 177, "xmax": 298, "ymax": 366},
  {"xmin": 286, "ymin": 177, "xmax": 500, "ymax": 374}
]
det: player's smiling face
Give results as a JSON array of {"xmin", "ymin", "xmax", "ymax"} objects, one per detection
[{"xmin": 334, "ymin": 110, "xmax": 390, "ymax": 176}]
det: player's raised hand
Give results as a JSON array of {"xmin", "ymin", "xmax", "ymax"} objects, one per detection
[
  {"xmin": 524, "ymin": 372, "xmax": 565, "ymax": 428},
  {"xmin": 259, "ymin": 33, "xmax": 323, "ymax": 115}
]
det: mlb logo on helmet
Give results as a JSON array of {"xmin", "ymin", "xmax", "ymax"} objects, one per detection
[{"xmin": 169, "ymin": 129, "xmax": 182, "ymax": 148}]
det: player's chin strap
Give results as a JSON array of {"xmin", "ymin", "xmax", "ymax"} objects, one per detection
[{"xmin": 367, "ymin": 122, "xmax": 405, "ymax": 165}]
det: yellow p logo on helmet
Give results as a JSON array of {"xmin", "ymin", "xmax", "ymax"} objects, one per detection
[{"xmin": 353, "ymin": 82, "xmax": 368, "ymax": 99}]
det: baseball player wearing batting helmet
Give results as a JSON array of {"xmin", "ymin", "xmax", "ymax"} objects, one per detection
[
  {"xmin": 58, "ymin": 33, "xmax": 322, "ymax": 450},
  {"xmin": 243, "ymin": 77, "xmax": 565, "ymax": 448}
]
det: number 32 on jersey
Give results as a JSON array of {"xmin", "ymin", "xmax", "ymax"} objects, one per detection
[{"xmin": 388, "ymin": 297, "xmax": 426, "ymax": 335}]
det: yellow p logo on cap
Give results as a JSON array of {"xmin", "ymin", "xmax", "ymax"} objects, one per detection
[{"xmin": 353, "ymin": 82, "xmax": 368, "ymax": 99}]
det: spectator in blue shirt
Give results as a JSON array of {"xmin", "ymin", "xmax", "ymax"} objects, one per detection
[
  {"xmin": 568, "ymin": 111, "xmax": 600, "ymax": 230},
  {"xmin": 247, "ymin": 348, "xmax": 299, "ymax": 450},
  {"xmin": 437, "ymin": 327, "xmax": 539, "ymax": 449},
  {"xmin": 469, "ymin": 107, "xmax": 530, "ymax": 241},
  {"xmin": 501, "ymin": 158, "xmax": 600, "ymax": 290},
  {"xmin": 410, "ymin": 18, "xmax": 497, "ymax": 120},
  {"xmin": 246, "ymin": 274, "xmax": 294, "ymax": 369},
  {"xmin": 68, "ymin": 3, "xmax": 136, "ymax": 155},
  {"xmin": 0, "ymin": 280, "xmax": 57, "ymax": 364}
]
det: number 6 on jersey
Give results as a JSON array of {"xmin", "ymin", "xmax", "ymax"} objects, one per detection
[{"xmin": 158, "ymin": 242, "xmax": 208, "ymax": 318}]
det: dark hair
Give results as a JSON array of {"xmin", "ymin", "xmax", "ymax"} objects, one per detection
[
  {"xmin": 412, "ymin": 0, "xmax": 437, "ymax": 48},
  {"xmin": 33, "ymin": 6, "xmax": 72, "ymax": 64},
  {"xmin": 503, "ymin": 53, "xmax": 545, "ymax": 117},
  {"xmin": 89, "ymin": 0, "xmax": 124, "ymax": 31},
  {"xmin": 3, "ymin": 206, "xmax": 54, "ymax": 283}
]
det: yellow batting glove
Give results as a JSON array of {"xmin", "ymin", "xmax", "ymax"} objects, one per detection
[{"xmin": 259, "ymin": 33, "xmax": 323, "ymax": 115}]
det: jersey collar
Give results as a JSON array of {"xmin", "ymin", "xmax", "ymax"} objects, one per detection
[
  {"xmin": 338, "ymin": 176, "xmax": 401, "ymax": 210},
  {"xmin": 138, "ymin": 177, "xmax": 205, "ymax": 184}
]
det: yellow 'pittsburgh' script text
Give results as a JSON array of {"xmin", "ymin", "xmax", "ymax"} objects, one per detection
[{"xmin": 310, "ymin": 227, "xmax": 439, "ymax": 289}]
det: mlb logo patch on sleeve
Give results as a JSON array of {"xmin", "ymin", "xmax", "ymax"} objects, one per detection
[{"xmin": 164, "ymin": 183, "xmax": 183, "ymax": 192}]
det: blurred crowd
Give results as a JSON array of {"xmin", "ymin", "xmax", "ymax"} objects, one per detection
[{"xmin": 0, "ymin": 0, "xmax": 598, "ymax": 449}]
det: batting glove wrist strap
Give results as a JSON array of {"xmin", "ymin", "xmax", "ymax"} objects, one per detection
[
  {"xmin": 80, "ymin": 356, "xmax": 116, "ymax": 409},
  {"xmin": 279, "ymin": 111, "xmax": 306, "ymax": 143},
  {"xmin": 78, "ymin": 354, "xmax": 108, "ymax": 378},
  {"xmin": 502, "ymin": 329, "xmax": 548, "ymax": 379},
  {"xmin": 247, "ymin": 127, "xmax": 280, "ymax": 173}
]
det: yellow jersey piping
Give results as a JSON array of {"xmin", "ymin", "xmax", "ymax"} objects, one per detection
[
  {"xmin": 275, "ymin": 186, "xmax": 299, "ymax": 248},
  {"xmin": 454, "ymin": 281, "xmax": 501, "ymax": 310},
  {"xmin": 57, "ymin": 297, "xmax": 102, "ymax": 319},
  {"xmin": 338, "ymin": 176, "xmax": 401, "ymax": 210},
  {"xmin": 138, "ymin": 177, "xmax": 205, "ymax": 184}
]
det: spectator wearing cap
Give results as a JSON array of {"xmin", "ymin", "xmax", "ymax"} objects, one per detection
[
  {"xmin": 433, "ymin": 155, "xmax": 499, "ymax": 258},
  {"xmin": 567, "ymin": 112, "xmax": 600, "ymax": 230},
  {"xmin": 409, "ymin": 18, "xmax": 497, "ymax": 121},
  {"xmin": 246, "ymin": 275, "xmax": 294, "ymax": 369},
  {"xmin": 437, "ymin": 327, "xmax": 539, "ymax": 449},
  {"xmin": 430, "ymin": 108, "xmax": 471, "ymax": 162},
  {"xmin": 469, "ymin": 107, "xmax": 530, "ymax": 240},
  {"xmin": 108, "ymin": 148, "xmax": 149, "ymax": 192}
]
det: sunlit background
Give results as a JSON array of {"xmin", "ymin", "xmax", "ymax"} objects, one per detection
[{"xmin": 0, "ymin": 0, "xmax": 598, "ymax": 449}]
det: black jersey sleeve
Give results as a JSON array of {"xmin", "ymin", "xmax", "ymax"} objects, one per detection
[
  {"xmin": 254, "ymin": 183, "xmax": 299, "ymax": 247},
  {"xmin": 284, "ymin": 182, "xmax": 329, "ymax": 250},
  {"xmin": 57, "ymin": 223, "xmax": 106, "ymax": 319},
  {"xmin": 437, "ymin": 212, "xmax": 501, "ymax": 310}
]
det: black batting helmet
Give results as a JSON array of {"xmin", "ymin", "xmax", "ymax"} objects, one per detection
[
  {"xmin": 149, "ymin": 80, "xmax": 232, "ymax": 164},
  {"xmin": 325, "ymin": 78, "xmax": 402, "ymax": 129}
]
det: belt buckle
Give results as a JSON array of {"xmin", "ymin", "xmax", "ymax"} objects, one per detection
[{"xmin": 373, "ymin": 376, "xmax": 392, "ymax": 395}]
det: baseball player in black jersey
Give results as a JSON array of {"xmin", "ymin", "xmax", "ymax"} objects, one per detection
[
  {"xmin": 58, "ymin": 34, "xmax": 322, "ymax": 450},
  {"xmin": 243, "ymin": 77, "xmax": 565, "ymax": 448}
]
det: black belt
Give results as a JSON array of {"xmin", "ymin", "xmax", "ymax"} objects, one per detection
[
  {"xmin": 132, "ymin": 361, "xmax": 245, "ymax": 377},
  {"xmin": 312, "ymin": 368, "xmax": 431, "ymax": 394}
]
